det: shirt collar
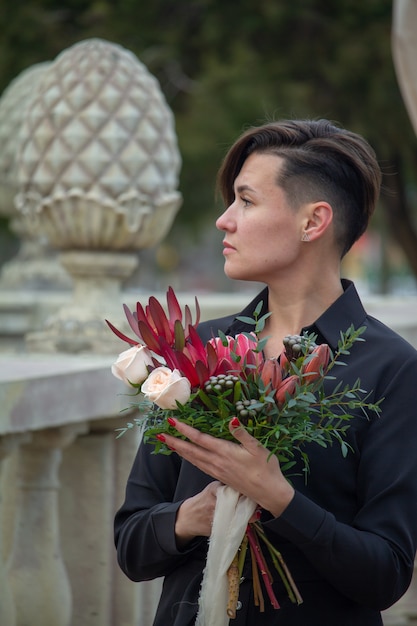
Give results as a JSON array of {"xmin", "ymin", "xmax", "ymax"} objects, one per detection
[
  {"xmin": 226, "ymin": 279, "xmax": 367, "ymax": 351},
  {"xmin": 302, "ymin": 279, "xmax": 368, "ymax": 350}
]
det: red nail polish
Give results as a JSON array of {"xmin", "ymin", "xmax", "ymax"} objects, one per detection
[
  {"xmin": 156, "ymin": 433, "xmax": 166, "ymax": 443},
  {"xmin": 231, "ymin": 417, "xmax": 240, "ymax": 428},
  {"xmin": 167, "ymin": 417, "xmax": 177, "ymax": 427}
]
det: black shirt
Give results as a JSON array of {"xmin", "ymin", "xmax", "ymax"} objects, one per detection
[{"xmin": 114, "ymin": 280, "xmax": 417, "ymax": 626}]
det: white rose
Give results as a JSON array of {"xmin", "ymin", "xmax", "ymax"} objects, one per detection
[
  {"xmin": 141, "ymin": 367, "xmax": 191, "ymax": 409},
  {"xmin": 111, "ymin": 345, "xmax": 154, "ymax": 387}
]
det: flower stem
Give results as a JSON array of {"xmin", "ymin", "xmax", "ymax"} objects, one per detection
[
  {"xmin": 253, "ymin": 522, "xmax": 303, "ymax": 605},
  {"xmin": 238, "ymin": 534, "xmax": 248, "ymax": 578},
  {"xmin": 246, "ymin": 524, "xmax": 280, "ymax": 610},
  {"xmin": 250, "ymin": 544, "xmax": 265, "ymax": 611}
]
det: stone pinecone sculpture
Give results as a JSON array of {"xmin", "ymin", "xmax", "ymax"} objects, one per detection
[{"xmin": 15, "ymin": 38, "xmax": 182, "ymax": 250}]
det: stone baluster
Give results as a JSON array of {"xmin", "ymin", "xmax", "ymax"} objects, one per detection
[
  {"xmin": 59, "ymin": 419, "xmax": 141, "ymax": 626},
  {"xmin": 7, "ymin": 425, "xmax": 86, "ymax": 626},
  {"xmin": 0, "ymin": 436, "xmax": 20, "ymax": 626}
]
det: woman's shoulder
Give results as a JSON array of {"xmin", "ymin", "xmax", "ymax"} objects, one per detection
[{"xmin": 364, "ymin": 313, "xmax": 417, "ymax": 361}]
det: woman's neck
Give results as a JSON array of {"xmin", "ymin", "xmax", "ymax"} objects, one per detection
[{"xmin": 259, "ymin": 276, "xmax": 344, "ymax": 358}]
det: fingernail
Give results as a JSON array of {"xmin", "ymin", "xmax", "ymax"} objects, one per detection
[
  {"xmin": 167, "ymin": 445, "xmax": 176, "ymax": 451},
  {"xmin": 167, "ymin": 417, "xmax": 177, "ymax": 427},
  {"xmin": 156, "ymin": 433, "xmax": 166, "ymax": 443},
  {"xmin": 231, "ymin": 417, "xmax": 240, "ymax": 428}
]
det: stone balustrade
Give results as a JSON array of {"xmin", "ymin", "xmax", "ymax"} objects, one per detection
[{"xmin": 0, "ymin": 350, "xmax": 166, "ymax": 626}]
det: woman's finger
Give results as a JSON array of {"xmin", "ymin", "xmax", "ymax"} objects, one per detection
[
  {"xmin": 228, "ymin": 417, "xmax": 265, "ymax": 456},
  {"xmin": 168, "ymin": 418, "xmax": 228, "ymax": 451}
]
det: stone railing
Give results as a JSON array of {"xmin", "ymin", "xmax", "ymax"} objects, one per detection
[{"xmin": 0, "ymin": 353, "xmax": 135, "ymax": 626}]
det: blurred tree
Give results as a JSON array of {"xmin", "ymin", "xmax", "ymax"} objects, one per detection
[{"xmin": 0, "ymin": 0, "xmax": 416, "ymax": 290}]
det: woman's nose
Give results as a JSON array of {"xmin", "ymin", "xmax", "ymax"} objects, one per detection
[{"xmin": 216, "ymin": 204, "xmax": 234, "ymax": 231}]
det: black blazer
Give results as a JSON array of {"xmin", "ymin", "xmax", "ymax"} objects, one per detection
[{"xmin": 114, "ymin": 281, "xmax": 417, "ymax": 625}]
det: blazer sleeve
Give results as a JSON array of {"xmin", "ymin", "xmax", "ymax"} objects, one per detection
[{"xmin": 114, "ymin": 442, "xmax": 205, "ymax": 582}]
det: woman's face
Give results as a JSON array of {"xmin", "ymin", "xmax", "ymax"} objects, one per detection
[{"xmin": 216, "ymin": 152, "xmax": 307, "ymax": 284}]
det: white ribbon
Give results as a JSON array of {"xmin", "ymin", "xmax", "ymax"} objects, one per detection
[{"xmin": 195, "ymin": 485, "xmax": 257, "ymax": 626}]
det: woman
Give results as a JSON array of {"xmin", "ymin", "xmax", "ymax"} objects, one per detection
[{"xmin": 114, "ymin": 119, "xmax": 417, "ymax": 625}]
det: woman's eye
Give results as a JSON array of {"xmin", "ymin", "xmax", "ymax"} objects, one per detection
[{"xmin": 241, "ymin": 197, "xmax": 251, "ymax": 207}]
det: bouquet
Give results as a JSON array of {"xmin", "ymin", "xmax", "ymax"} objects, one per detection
[{"xmin": 107, "ymin": 287, "xmax": 382, "ymax": 624}]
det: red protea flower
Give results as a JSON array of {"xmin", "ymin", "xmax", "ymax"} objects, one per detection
[
  {"xmin": 279, "ymin": 350, "xmax": 291, "ymax": 374},
  {"xmin": 105, "ymin": 287, "xmax": 200, "ymax": 355},
  {"xmin": 233, "ymin": 333, "xmax": 263, "ymax": 367},
  {"xmin": 301, "ymin": 344, "xmax": 330, "ymax": 383},
  {"xmin": 208, "ymin": 333, "xmax": 262, "ymax": 375},
  {"xmin": 260, "ymin": 358, "xmax": 283, "ymax": 391},
  {"xmin": 275, "ymin": 375, "xmax": 298, "ymax": 407},
  {"xmin": 208, "ymin": 336, "xmax": 239, "ymax": 373},
  {"xmin": 159, "ymin": 328, "xmax": 211, "ymax": 388}
]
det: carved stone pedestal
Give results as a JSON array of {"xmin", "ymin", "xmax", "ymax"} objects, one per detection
[{"xmin": 26, "ymin": 251, "xmax": 139, "ymax": 354}]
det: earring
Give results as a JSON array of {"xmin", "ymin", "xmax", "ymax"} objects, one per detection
[{"xmin": 301, "ymin": 231, "xmax": 310, "ymax": 242}]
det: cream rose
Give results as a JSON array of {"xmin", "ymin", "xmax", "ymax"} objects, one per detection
[
  {"xmin": 111, "ymin": 345, "xmax": 154, "ymax": 387},
  {"xmin": 141, "ymin": 367, "xmax": 191, "ymax": 409}
]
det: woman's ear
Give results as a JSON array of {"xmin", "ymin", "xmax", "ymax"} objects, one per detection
[{"xmin": 301, "ymin": 202, "xmax": 333, "ymax": 242}]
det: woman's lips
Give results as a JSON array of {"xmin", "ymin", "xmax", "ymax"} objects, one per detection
[{"xmin": 222, "ymin": 241, "xmax": 235, "ymax": 254}]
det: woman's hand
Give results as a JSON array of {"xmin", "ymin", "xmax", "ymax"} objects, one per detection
[
  {"xmin": 175, "ymin": 480, "xmax": 221, "ymax": 547},
  {"xmin": 164, "ymin": 418, "xmax": 295, "ymax": 519}
]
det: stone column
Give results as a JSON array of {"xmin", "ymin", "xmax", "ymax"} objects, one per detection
[
  {"xmin": 0, "ymin": 436, "xmax": 19, "ymax": 626},
  {"xmin": 60, "ymin": 421, "xmax": 142, "ymax": 626},
  {"xmin": 7, "ymin": 426, "xmax": 85, "ymax": 626},
  {"xmin": 26, "ymin": 250, "xmax": 139, "ymax": 354},
  {"xmin": 392, "ymin": 0, "xmax": 417, "ymax": 136},
  {"xmin": 391, "ymin": 4, "xmax": 417, "ymax": 623},
  {"xmin": 59, "ymin": 416, "xmax": 163, "ymax": 626}
]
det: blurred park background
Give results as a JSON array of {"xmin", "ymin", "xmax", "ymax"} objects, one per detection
[{"xmin": 0, "ymin": 0, "xmax": 416, "ymax": 296}]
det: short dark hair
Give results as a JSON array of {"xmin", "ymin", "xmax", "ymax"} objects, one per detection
[{"xmin": 217, "ymin": 119, "xmax": 382, "ymax": 257}]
